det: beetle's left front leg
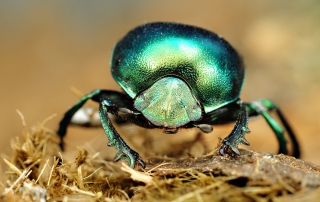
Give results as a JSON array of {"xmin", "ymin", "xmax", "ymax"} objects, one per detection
[
  {"xmin": 219, "ymin": 101, "xmax": 251, "ymax": 156},
  {"xmin": 99, "ymin": 99, "xmax": 145, "ymax": 168}
]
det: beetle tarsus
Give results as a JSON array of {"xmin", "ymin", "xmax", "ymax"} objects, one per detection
[
  {"xmin": 219, "ymin": 145, "xmax": 227, "ymax": 156},
  {"xmin": 137, "ymin": 158, "xmax": 146, "ymax": 169},
  {"xmin": 113, "ymin": 148, "xmax": 145, "ymax": 168},
  {"xmin": 113, "ymin": 153, "xmax": 122, "ymax": 162},
  {"xmin": 119, "ymin": 146, "xmax": 144, "ymax": 168},
  {"xmin": 219, "ymin": 141, "xmax": 241, "ymax": 156}
]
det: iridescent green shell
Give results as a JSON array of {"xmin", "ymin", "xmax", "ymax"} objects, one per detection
[{"xmin": 111, "ymin": 22, "xmax": 245, "ymax": 113}]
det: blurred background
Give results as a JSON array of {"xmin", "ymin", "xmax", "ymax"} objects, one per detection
[{"xmin": 0, "ymin": 1, "xmax": 319, "ymax": 168}]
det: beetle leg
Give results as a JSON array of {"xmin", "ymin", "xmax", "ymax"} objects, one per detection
[
  {"xmin": 58, "ymin": 89, "xmax": 152, "ymax": 145},
  {"xmin": 58, "ymin": 90, "xmax": 103, "ymax": 150},
  {"xmin": 99, "ymin": 100, "xmax": 145, "ymax": 168},
  {"xmin": 245, "ymin": 99, "xmax": 300, "ymax": 158},
  {"xmin": 57, "ymin": 89, "xmax": 148, "ymax": 168},
  {"xmin": 220, "ymin": 101, "xmax": 251, "ymax": 156}
]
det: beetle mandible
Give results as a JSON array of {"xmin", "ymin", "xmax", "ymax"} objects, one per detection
[{"xmin": 57, "ymin": 22, "xmax": 300, "ymax": 168}]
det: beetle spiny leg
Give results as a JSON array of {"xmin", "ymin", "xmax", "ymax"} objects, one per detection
[
  {"xmin": 219, "ymin": 102, "xmax": 250, "ymax": 156},
  {"xmin": 99, "ymin": 100, "xmax": 145, "ymax": 168}
]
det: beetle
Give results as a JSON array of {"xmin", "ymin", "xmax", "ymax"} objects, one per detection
[{"xmin": 57, "ymin": 22, "xmax": 300, "ymax": 168}]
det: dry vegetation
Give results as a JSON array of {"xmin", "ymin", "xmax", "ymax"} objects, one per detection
[{"xmin": 1, "ymin": 115, "xmax": 320, "ymax": 202}]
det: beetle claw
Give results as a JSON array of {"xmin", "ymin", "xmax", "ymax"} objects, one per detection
[
  {"xmin": 219, "ymin": 145, "xmax": 226, "ymax": 156},
  {"xmin": 241, "ymin": 137, "xmax": 250, "ymax": 146},
  {"xmin": 219, "ymin": 143, "xmax": 241, "ymax": 157},
  {"xmin": 136, "ymin": 158, "xmax": 146, "ymax": 169},
  {"xmin": 113, "ymin": 153, "xmax": 122, "ymax": 162},
  {"xmin": 113, "ymin": 146, "xmax": 146, "ymax": 168},
  {"xmin": 230, "ymin": 146, "xmax": 240, "ymax": 156}
]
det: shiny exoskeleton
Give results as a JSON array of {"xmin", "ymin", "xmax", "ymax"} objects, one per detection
[{"xmin": 58, "ymin": 22, "xmax": 300, "ymax": 168}]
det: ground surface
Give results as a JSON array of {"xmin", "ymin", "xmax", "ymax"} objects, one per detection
[{"xmin": 1, "ymin": 122, "xmax": 320, "ymax": 202}]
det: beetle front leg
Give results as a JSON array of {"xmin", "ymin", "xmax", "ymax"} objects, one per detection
[
  {"xmin": 99, "ymin": 99, "xmax": 145, "ymax": 168},
  {"xmin": 220, "ymin": 101, "xmax": 250, "ymax": 156}
]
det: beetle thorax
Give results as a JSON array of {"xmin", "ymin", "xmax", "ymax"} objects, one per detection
[{"xmin": 134, "ymin": 77, "xmax": 202, "ymax": 129}]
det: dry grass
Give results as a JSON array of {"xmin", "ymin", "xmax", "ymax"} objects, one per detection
[{"xmin": 1, "ymin": 115, "xmax": 320, "ymax": 202}]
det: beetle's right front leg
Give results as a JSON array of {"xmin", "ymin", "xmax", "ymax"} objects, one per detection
[
  {"xmin": 219, "ymin": 101, "xmax": 251, "ymax": 156},
  {"xmin": 99, "ymin": 99, "xmax": 146, "ymax": 168}
]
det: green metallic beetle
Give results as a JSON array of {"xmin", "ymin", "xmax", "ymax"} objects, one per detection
[{"xmin": 58, "ymin": 22, "xmax": 300, "ymax": 168}]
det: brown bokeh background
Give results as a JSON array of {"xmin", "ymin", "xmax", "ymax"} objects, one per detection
[{"xmin": 0, "ymin": 1, "xmax": 319, "ymax": 167}]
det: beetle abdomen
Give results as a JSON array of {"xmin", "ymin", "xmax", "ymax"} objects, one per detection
[{"xmin": 111, "ymin": 22, "xmax": 245, "ymax": 113}]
